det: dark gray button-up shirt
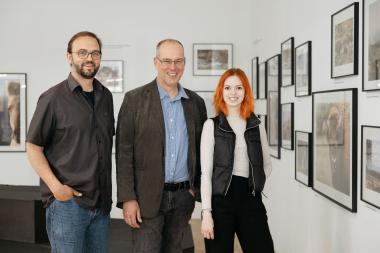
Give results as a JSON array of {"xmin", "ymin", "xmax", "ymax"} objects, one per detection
[{"xmin": 27, "ymin": 73, "xmax": 115, "ymax": 213}]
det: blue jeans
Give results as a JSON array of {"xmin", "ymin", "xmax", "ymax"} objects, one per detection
[{"xmin": 46, "ymin": 198, "xmax": 110, "ymax": 253}]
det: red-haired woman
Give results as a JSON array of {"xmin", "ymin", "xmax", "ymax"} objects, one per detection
[{"xmin": 200, "ymin": 68, "xmax": 274, "ymax": 253}]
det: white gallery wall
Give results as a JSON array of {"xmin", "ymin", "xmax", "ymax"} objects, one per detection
[
  {"xmin": 0, "ymin": 0, "xmax": 254, "ymax": 219},
  {"xmin": 2, "ymin": 0, "xmax": 380, "ymax": 252},
  {"xmin": 253, "ymin": 0, "xmax": 380, "ymax": 253}
]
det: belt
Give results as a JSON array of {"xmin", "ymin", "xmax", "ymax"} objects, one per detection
[{"xmin": 164, "ymin": 181, "xmax": 190, "ymax": 191}]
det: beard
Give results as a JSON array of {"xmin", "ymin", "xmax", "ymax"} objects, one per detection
[{"xmin": 73, "ymin": 61, "xmax": 100, "ymax": 79}]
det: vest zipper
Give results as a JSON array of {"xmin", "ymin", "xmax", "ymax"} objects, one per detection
[
  {"xmin": 245, "ymin": 121, "xmax": 260, "ymax": 196},
  {"xmin": 218, "ymin": 126, "xmax": 235, "ymax": 196}
]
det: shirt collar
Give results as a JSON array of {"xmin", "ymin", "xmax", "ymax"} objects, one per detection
[
  {"xmin": 67, "ymin": 73, "xmax": 103, "ymax": 92},
  {"xmin": 156, "ymin": 79, "xmax": 189, "ymax": 101}
]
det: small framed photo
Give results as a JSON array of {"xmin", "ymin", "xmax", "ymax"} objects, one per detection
[
  {"xmin": 195, "ymin": 91, "xmax": 215, "ymax": 117},
  {"xmin": 281, "ymin": 37, "xmax": 294, "ymax": 87},
  {"xmin": 361, "ymin": 125, "xmax": 380, "ymax": 209},
  {"xmin": 193, "ymin": 43, "xmax": 233, "ymax": 76},
  {"xmin": 266, "ymin": 54, "xmax": 281, "ymax": 159},
  {"xmin": 96, "ymin": 60, "xmax": 124, "ymax": 93},
  {"xmin": 295, "ymin": 131, "xmax": 313, "ymax": 186},
  {"xmin": 0, "ymin": 73, "xmax": 27, "ymax": 152},
  {"xmin": 251, "ymin": 57, "xmax": 259, "ymax": 99},
  {"xmin": 295, "ymin": 41, "xmax": 312, "ymax": 97},
  {"xmin": 258, "ymin": 62, "xmax": 267, "ymax": 99},
  {"xmin": 281, "ymin": 103, "xmax": 294, "ymax": 150},
  {"xmin": 312, "ymin": 88, "xmax": 357, "ymax": 212},
  {"xmin": 331, "ymin": 2, "xmax": 359, "ymax": 78},
  {"xmin": 363, "ymin": 0, "xmax": 380, "ymax": 91}
]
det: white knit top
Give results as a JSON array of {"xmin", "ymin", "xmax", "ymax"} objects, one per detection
[{"xmin": 200, "ymin": 116, "xmax": 272, "ymax": 211}]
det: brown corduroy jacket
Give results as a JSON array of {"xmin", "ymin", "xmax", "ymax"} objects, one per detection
[{"xmin": 116, "ymin": 79, "xmax": 207, "ymax": 218}]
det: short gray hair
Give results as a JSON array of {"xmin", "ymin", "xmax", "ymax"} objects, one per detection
[{"xmin": 156, "ymin": 39, "xmax": 184, "ymax": 56}]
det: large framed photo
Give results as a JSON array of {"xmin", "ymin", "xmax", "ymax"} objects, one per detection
[
  {"xmin": 96, "ymin": 60, "xmax": 124, "ymax": 92},
  {"xmin": 0, "ymin": 73, "xmax": 27, "ymax": 152},
  {"xmin": 312, "ymin": 88, "xmax": 357, "ymax": 212},
  {"xmin": 361, "ymin": 125, "xmax": 380, "ymax": 209},
  {"xmin": 266, "ymin": 55, "xmax": 281, "ymax": 159},
  {"xmin": 195, "ymin": 91, "xmax": 215, "ymax": 117},
  {"xmin": 363, "ymin": 0, "xmax": 380, "ymax": 91},
  {"xmin": 295, "ymin": 41, "xmax": 312, "ymax": 97},
  {"xmin": 331, "ymin": 2, "xmax": 359, "ymax": 78},
  {"xmin": 258, "ymin": 62, "xmax": 267, "ymax": 99},
  {"xmin": 281, "ymin": 37, "xmax": 294, "ymax": 87},
  {"xmin": 281, "ymin": 103, "xmax": 294, "ymax": 150},
  {"xmin": 251, "ymin": 57, "xmax": 259, "ymax": 99},
  {"xmin": 193, "ymin": 43, "xmax": 233, "ymax": 76},
  {"xmin": 295, "ymin": 131, "xmax": 313, "ymax": 186}
]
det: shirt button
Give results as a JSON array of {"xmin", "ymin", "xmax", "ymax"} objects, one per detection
[{"xmin": 171, "ymin": 154, "xmax": 174, "ymax": 157}]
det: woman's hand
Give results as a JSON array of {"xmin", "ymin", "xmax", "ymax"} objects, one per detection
[{"xmin": 201, "ymin": 210, "xmax": 214, "ymax": 239}]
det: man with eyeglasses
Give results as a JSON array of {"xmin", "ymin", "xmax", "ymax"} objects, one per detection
[
  {"xmin": 116, "ymin": 39, "xmax": 207, "ymax": 253},
  {"xmin": 26, "ymin": 31, "xmax": 114, "ymax": 253}
]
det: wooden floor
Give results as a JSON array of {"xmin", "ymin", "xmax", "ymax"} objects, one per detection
[
  {"xmin": 0, "ymin": 219, "xmax": 243, "ymax": 253},
  {"xmin": 190, "ymin": 219, "xmax": 243, "ymax": 253}
]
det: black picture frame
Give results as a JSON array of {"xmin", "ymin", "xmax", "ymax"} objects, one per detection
[
  {"xmin": 331, "ymin": 2, "xmax": 359, "ymax": 78},
  {"xmin": 193, "ymin": 43, "xmax": 233, "ymax": 76},
  {"xmin": 281, "ymin": 37, "xmax": 294, "ymax": 87},
  {"xmin": 281, "ymin": 103, "xmax": 294, "ymax": 150},
  {"xmin": 312, "ymin": 88, "xmax": 357, "ymax": 212},
  {"xmin": 295, "ymin": 131, "xmax": 313, "ymax": 187},
  {"xmin": 0, "ymin": 73, "xmax": 27, "ymax": 152},
  {"xmin": 362, "ymin": 0, "xmax": 380, "ymax": 91},
  {"xmin": 251, "ymin": 57, "xmax": 259, "ymax": 99},
  {"xmin": 295, "ymin": 41, "xmax": 312, "ymax": 97},
  {"xmin": 266, "ymin": 54, "xmax": 282, "ymax": 159},
  {"xmin": 361, "ymin": 125, "xmax": 380, "ymax": 209},
  {"xmin": 258, "ymin": 62, "xmax": 267, "ymax": 99}
]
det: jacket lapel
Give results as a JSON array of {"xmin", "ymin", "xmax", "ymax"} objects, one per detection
[
  {"xmin": 182, "ymin": 96, "xmax": 195, "ymax": 153},
  {"xmin": 148, "ymin": 81, "xmax": 165, "ymax": 143}
]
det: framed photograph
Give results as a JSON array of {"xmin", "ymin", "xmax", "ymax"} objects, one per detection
[
  {"xmin": 193, "ymin": 43, "xmax": 233, "ymax": 76},
  {"xmin": 258, "ymin": 62, "xmax": 267, "ymax": 99},
  {"xmin": 281, "ymin": 37, "xmax": 294, "ymax": 86},
  {"xmin": 251, "ymin": 57, "xmax": 259, "ymax": 99},
  {"xmin": 0, "ymin": 73, "xmax": 27, "ymax": 152},
  {"xmin": 295, "ymin": 41, "xmax": 312, "ymax": 97},
  {"xmin": 266, "ymin": 54, "xmax": 281, "ymax": 159},
  {"xmin": 195, "ymin": 91, "xmax": 215, "ymax": 117},
  {"xmin": 361, "ymin": 125, "xmax": 380, "ymax": 209},
  {"xmin": 281, "ymin": 103, "xmax": 294, "ymax": 150},
  {"xmin": 331, "ymin": 2, "xmax": 359, "ymax": 78},
  {"xmin": 96, "ymin": 60, "xmax": 124, "ymax": 92},
  {"xmin": 312, "ymin": 88, "xmax": 357, "ymax": 212},
  {"xmin": 363, "ymin": 0, "xmax": 380, "ymax": 91},
  {"xmin": 295, "ymin": 131, "xmax": 313, "ymax": 186}
]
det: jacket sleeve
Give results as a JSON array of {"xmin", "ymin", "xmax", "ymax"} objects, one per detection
[
  {"xmin": 194, "ymin": 97, "xmax": 208, "ymax": 202},
  {"xmin": 259, "ymin": 123, "xmax": 273, "ymax": 178},
  {"xmin": 116, "ymin": 93, "xmax": 136, "ymax": 208}
]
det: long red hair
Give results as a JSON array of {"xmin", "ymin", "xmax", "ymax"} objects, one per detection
[{"xmin": 214, "ymin": 68, "xmax": 254, "ymax": 119}]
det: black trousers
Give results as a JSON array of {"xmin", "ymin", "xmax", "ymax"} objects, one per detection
[{"xmin": 204, "ymin": 176, "xmax": 274, "ymax": 253}]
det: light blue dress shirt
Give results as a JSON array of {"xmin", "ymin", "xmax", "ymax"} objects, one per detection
[{"xmin": 157, "ymin": 82, "xmax": 189, "ymax": 183}]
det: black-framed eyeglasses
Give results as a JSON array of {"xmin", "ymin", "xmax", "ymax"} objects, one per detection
[
  {"xmin": 156, "ymin": 57, "xmax": 185, "ymax": 67},
  {"xmin": 72, "ymin": 49, "xmax": 102, "ymax": 60}
]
